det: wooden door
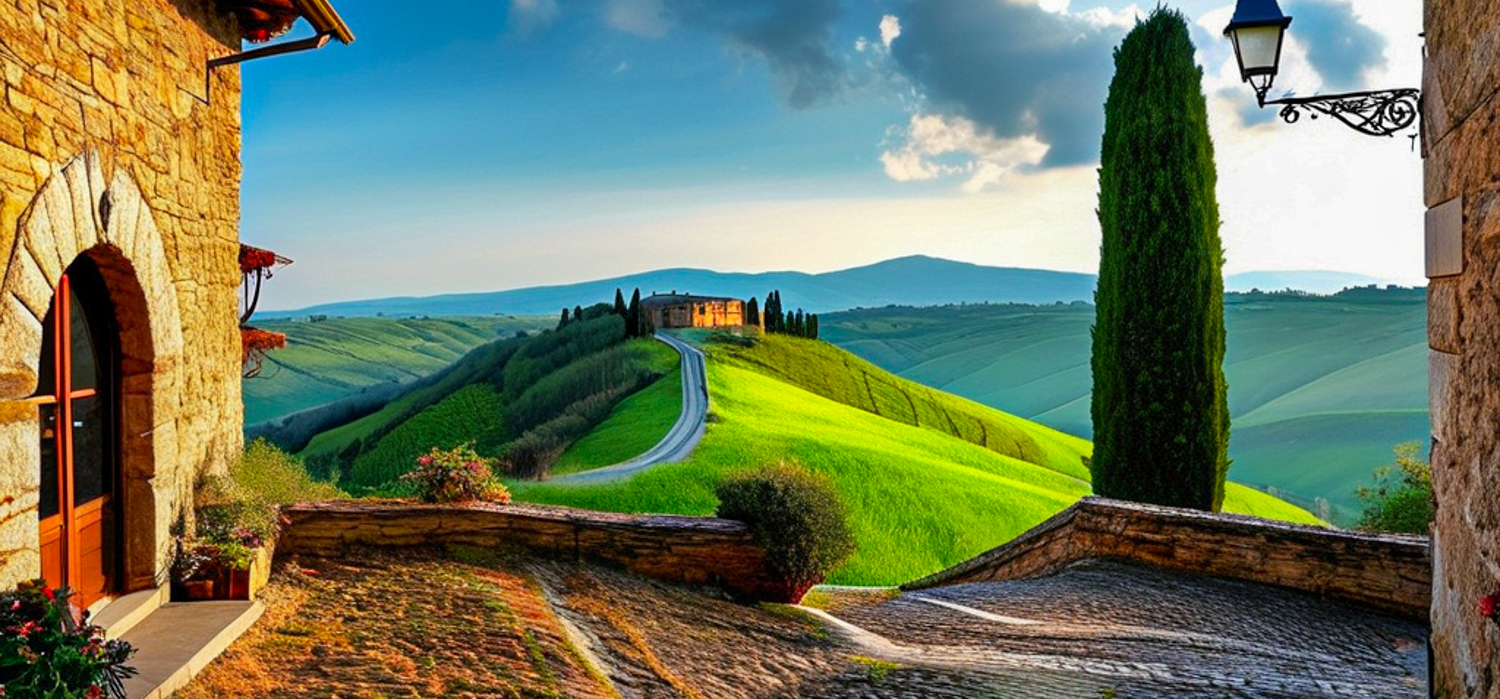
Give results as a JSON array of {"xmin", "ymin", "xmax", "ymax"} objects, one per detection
[{"xmin": 34, "ymin": 260, "xmax": 117, "ymax": 609}]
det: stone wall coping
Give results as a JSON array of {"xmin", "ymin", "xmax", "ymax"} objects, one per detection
[
  {"xmin": 281, "ymin": 499, "xmax": 750, "ymax": 534},
  {"xmin": 902, "ymin": 497, "xmax": 1430, "ymax": 619}
]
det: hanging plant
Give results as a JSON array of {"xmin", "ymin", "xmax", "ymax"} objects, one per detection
[{"xmin": 241, "ymin": 327, "xmax": 287, "ymax": 379}]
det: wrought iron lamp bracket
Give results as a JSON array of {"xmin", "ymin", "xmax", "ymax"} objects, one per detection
[{"xmin": 1255, "ymin": 87, "xmax": 1422, "ymax": 139}]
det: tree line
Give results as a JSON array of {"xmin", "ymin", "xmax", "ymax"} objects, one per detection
[
  {"xmin": 557, "ymin": 288, "xmax": 653, "ymax": 338},
  {"xmin": 747, "ymin": 290, "xmax": 819, "ymax": 340}
]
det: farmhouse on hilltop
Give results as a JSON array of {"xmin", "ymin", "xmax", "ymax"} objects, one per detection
[
  {"xmin": 0, "ymin": 0, "xmax": 351, "ymax": 613},
  {"xmin": 641, "ymin": 292, "xmax": 747, "ymax": 329}
]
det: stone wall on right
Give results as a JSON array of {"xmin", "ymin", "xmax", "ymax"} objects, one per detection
[{"xmin": 1424, "ymin": 0, "xmax": 1500, "ymax": 695}]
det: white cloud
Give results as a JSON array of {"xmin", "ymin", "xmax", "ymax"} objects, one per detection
[
  {"xmin": 606, "ymin": 0, "xmax": 670, "ymax": 38},
  {"xmin": 882, "ymin": 113, "xmax": 1050, "ymax": 192},
  {"xmin": 879, "ymin": 15, "xmax": 902, "ymax": 48},
  {"xmin": 509, "ymin": 0, "xmax": 559, "ymax": 35}
]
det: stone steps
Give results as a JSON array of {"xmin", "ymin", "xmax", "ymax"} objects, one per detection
[{"xmin": 116, "ymin": 600, "xmax": 263, "ymax": 699}]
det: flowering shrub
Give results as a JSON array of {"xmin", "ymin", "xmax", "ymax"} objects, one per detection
[
  {"xmin": 0, "ymin": 581, "xmax": 136, "ymax": 699},
  {"xmin": 402, "ymin": 444, "xmax": 512, "ymax": 504}
]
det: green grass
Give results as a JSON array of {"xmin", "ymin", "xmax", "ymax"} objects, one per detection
[
  {"xmin": 244, "ymin": 315, "xmax": 549, "ymax": 424},
  {"xmin": 820, "ymin": 290, "xmax": 1427, "ymax": 519},
  {"xmin": 513, "ymin": 336, "xmax": 1318, "ymax": 585},
  {"xmin": 344, "ymin": 384, "xmax": 506, "ymax": 489},
  {"xmin": 552, "ymin": 371, "xmax": 682, "ymax": 475}
]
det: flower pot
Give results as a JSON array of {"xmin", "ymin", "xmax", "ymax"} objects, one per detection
[{"xmin": 182, "ymin": 579, "xmax": 216, "ymax": 600}]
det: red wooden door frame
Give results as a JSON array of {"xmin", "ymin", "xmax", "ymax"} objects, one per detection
[{"xmin": 35, "ymin": 272, "xmax": 112, "ymax": 608}]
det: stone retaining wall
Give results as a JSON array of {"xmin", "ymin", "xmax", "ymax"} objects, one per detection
[
  {"xmin": 903, "ymin": 498, "xmax": 1430, "ymax": 620},
  {"xmin": 278, "ymin": 501, "xmax": 784, "ymax": 601}
]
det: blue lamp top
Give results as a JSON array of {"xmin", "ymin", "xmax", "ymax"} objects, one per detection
[{"xmin": 1224, "ymin": 0, "xmax": 1293, "ymax": 34}]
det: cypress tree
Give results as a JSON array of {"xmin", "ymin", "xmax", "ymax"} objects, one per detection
[
  {"xmin": 574, "ymin": 305, "xmax": 585, "ymax": 323},
  {"xmin": 1091, "ymin": 8, "xmax": 1228, "ymax": 511},
  {"xmin": 557, "ymin": 307, "xmax": 570, "ymax": 329},
  {"xmin": 628, "ymin": 288, "xmax": 642, "ymax": 337},
  {"xmin": 768, "ymin": 291, "xmax": 782, "ymax": 333},
  {"xmin": 794, "ymin": 309, "xmax": 805, "ymax": 337},
  {"xmin": 746, "ymin": 297, "xmax": 760, "ymax": 327},
  {"xmin": 808, "ymin": 314, "xmax": 819, "ymax": 340},
  {"xmin": 614, "ymin": 288, "xmax": 627, "ymax": 319}
]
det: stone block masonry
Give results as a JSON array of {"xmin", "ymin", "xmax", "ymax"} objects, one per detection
[
  {"xmin": 904, "ymin": 498, "xmax": 1430, "ymax": 621},
  {"xmin": 278, "ymin": 501, "xmax": 790, "ymax": 601},
  {"xmin": 1424, "ymin": 0, "xmax": 1500, "ymax": 694},
  {"xmin": 0, "ymin": 0, "xmax": 247, "ymax": 592}
]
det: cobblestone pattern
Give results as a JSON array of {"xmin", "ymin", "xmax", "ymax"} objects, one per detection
[
  {"xmin": 1423, "ymin": 0, "xmax": 1500, "ymax": 694},
  {"xmin": 828, "ymin": 561, "xmax": 1429, "ymax": 698},
  {"xmin": 905, "ymin": 498, "xmax": 1430, "ymax": 619},
  {"xmin": 0, "ymin": 0, "xmax": 247, "ymax": 588}
]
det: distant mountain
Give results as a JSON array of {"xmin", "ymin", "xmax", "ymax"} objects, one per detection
[
  {"xmin": 264, "ymin": 256, "xmax": 1394, "ymax": 319},
  {"xmin": 1224, "ymin": 271, "xmax": 1388, "ymax": 295}
]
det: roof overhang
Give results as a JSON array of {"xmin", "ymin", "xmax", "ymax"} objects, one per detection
[{"xmin": 292, "ymin": 0, "xmax": 355, "ymax": 44}]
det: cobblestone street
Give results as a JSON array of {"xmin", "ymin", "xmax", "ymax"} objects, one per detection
[{"xmin": 179, "ymin": 552, "xmax": 1428, "ymax": 698}]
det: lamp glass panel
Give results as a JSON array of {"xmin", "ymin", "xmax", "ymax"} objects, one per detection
[{"xmin": 1234, "ymin": 25, "xmax": 1283, "ymax": 75}]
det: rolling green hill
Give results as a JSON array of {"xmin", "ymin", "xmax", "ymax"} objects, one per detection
[
  {"xmin": 820, "ymin": 289, "xmax": 1427, "ymax": 522},
  {"xmin": 296, "ymin": 312, "xmax": 679, "ymax": 490},
  {"xmin": 512, "ymin": 333, "xmax": 1317, "ymax": 585},
  {"xmin": 243, "ymin": 315, "xmax": 549, "ymax": 424}
]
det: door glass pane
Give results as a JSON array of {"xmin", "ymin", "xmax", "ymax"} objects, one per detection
[
  {"xmin": 68, "ymin": 287, "xmax": 98, "ymax": 392},
  {"xmin": 72, "ymin": 395, "xmax": 108, "ymax": 504},
  {"xmin": 38, "ymin": 405, "xmax": 59, "ymax": 519},
  {"xmin": 34, "ymin": 306, "xmax": 56, "ymax": 398}
]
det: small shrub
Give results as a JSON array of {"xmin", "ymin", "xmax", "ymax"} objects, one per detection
[
  {"xmin": 402, "ymin": 444, "xmax": 511, "ymax": 504},
  {"xmin": 715, "ymin": 463, "xmax": 856, "ymax": 602},
  {"xmin": 0, "ymin": 580, "xmax": 136, "ymax": 699},
  {"xmin": 1356, "ymin": 441, "xmax": 1433, "ymax": 534}
]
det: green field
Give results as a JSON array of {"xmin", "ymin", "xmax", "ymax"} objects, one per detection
[
  {"xmin": 553, "ymin": 372, "xmax": 683, "ymax": 475},
  {"xmin": 512, "ymin": 334, "xmax": 1317, "ymax": 585},
  {"xmin": 820, "ymin": 289, "xmax": 1427, "ymax": 521},
  {"xmin": 244, "ymin": 315, "xmax": 549, "ymax": 424}
]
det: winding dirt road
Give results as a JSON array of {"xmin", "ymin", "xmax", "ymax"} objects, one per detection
[{"xmin": 549, "ymin": 332, "xmax": 708, "ymax": 484}]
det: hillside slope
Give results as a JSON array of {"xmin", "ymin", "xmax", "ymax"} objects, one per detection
[
  {"xmin": 244, "ymin": 315, "xmax": 549, "ymax": 424},
  {"xmin": 820, "ymin": 289, "xmax": 1427, "ymax": 521},
  {"xmin": 513, "ymin": 333, "xmax": 1317, "ymax": 585}
]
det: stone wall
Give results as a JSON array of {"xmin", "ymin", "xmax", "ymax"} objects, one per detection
[
  {"xmin": 278, "ymin": 501, "xmax": 788, "ymax": 601},
  {"xmin": 0, "ymin": 0, "xmax": 245, "ymax": 590},
  {"xmin": 1424, "ymin": 0, "xmax": 1500, "ymax": 693},
  {"xmin": 904, "ymin": 498, "xmax": 1431, "ymax": 620}
]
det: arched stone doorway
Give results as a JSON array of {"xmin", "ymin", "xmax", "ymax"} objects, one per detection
[{"xmin": 0, "ymin": 150, "xmax": 185, "ymax": 599}]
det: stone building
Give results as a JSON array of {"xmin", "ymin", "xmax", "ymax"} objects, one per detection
[
  {"xmin": 1424, "ymin": 0, "xmax": 1500, "ymax": 694},
  {"xmin": 0, "ymin": 0, "xmax": 350, "ymax": 611},
  {"xmin": 642, "ymin": 292, "xmax": 747, "ymax": 329}
]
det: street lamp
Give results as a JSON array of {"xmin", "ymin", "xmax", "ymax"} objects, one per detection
[{"xmin": 1224, "ymin": 0, "xmax": 1420, "ymax": 138}]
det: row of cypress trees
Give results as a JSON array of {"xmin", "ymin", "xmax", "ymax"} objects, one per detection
[
  {"xmin": 556, "ymin": 288, "xmax": 652, "ymax": 337},
  {"xmin": 752, "ymin": 290, "xmax": 819, "ymax": 340}
]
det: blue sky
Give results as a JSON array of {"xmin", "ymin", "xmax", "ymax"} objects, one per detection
[{"xmin": 242, "ymin": 0, "xmax": 1423, "ymax": 309}]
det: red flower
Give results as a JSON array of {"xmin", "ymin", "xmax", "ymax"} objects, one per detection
[
  {"xmin": 1481, "ymin": 593, "xmax": 1500, "ymax": 619},
  {"xmin": 86, "ymin": 684, "xmax": 103, "ymax": 699},
  {"xmin": 41, "ymin": 586, "xmax": 53, "ymax": 601}
]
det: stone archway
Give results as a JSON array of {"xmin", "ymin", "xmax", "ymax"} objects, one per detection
[{"xmin": 0, "ymin": 149, "xmax": 185, "ymax": 593}]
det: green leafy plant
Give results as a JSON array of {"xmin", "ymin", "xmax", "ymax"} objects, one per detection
[
  {"xmin": 715, "ymin": 463, "xmax": 856, "ymax": 602},
  {"xmin": 0, "ymin": 580, "xmax": 136, "ymax": 699},
  {"xmin": 1356, "ymin": 441, "xmax": 1433, "ymax": 534},
  {"xmin": 403, "ymin": 443, "xmax": 512, "ymax": 503}
]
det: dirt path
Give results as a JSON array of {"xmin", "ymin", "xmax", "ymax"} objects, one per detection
[{"xmin": 550, "ymin": 332, "xmax": 708, "ymax": 485}]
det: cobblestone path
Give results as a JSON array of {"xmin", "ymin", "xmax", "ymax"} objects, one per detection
[{"xmin": 177, "ymin": 553, "xmax": 1427, "ymax": 698}]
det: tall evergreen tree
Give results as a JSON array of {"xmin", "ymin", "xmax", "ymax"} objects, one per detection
[
  {"xmin": 574, "ymin": 305, "xmax": 585, "ymax": 323},
  {"xmin": 794, "ymin": 309, "xmax": 805, "ymax": 337},
  {"xmin": 746, "ymin": 297, "xmax": 760, "ymax": 327},
  {"xmin": 1091, "ymin": 8, "xmax": 1228, "ymax": 511},
  {"xmin": 628, "ymin": 288, "xmax": 642, "ymax": 337},
  {"xmin": 557, "ymin": 307, "xmax": 570, "ymax": 329},
  {"xmin": 808, "ymin": 314, "xmax": 819, "ymax": 340},
  {"xmin": 767, "ymin": 291, "xmax": 782, "ymax": 333},
  {"xmin": 614, "ymin": 288, "xmax": 628, "ymax": 319}
]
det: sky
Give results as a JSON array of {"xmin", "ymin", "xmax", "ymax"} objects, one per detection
[{"xmin": 241, "ymin": 0, "xmax": 1425, "ymax": 310}]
